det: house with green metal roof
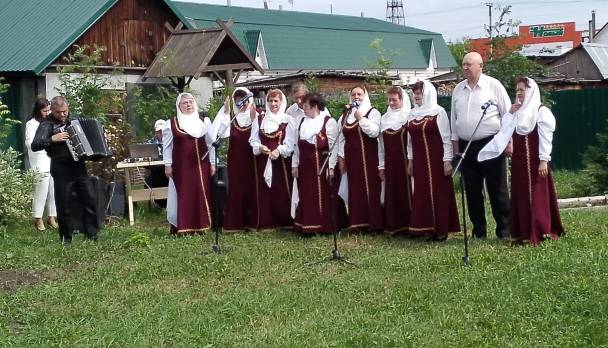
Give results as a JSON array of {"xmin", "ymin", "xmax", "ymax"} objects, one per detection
[
  {"xmin": 0, "ymin": 0, "xmax": 456, "ymax": 152},
  {"xmin": 171, "ymin": 1, "xmax": 456, "ymax": 84}
]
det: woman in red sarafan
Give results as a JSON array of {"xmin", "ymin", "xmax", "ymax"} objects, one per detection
[
  {"xmin": 337, "ymin": 84, "xmax": 383, "ymax": 233},
  {"xmin": 249, "ymin": 89, "xmax": 294, "ymax": 230},
  {"xmin": 407, "ymin": 81, "xmax": 460, "ymax": 241},
  {"xmin": 291, "ymin": 93, "xmax": 338, "ymax": 234},
  {"xmin": 378, "ymin": 86, "xmax": 412, "ymax": 235},
  {"xmin": 163, "ymin": 93, "xmax": 215, "ymax": 235},
  {"xmin": 479, "ymin": 77, "xmax": 564, "ymax": 245}
]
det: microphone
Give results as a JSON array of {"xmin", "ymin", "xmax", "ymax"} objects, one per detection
[
  {"xmin": 481, "ymin": 99, "xmax": 496, "ymax": 111},
  {"xmin": 235, "ymin": 92, "xmax": 253, "ymax": 108},
  {"xmin": 345, "ymin": 101, "xmax": 359, "ymax": 111}
]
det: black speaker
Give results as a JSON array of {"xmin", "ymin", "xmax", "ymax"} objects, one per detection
[
  {"xmin": 106, "ymin": 181, "xmax": 126, "ymax": 217},
  {"xmin": 212, "ymin": 165, "xmax": 228, "ymax": 230}
]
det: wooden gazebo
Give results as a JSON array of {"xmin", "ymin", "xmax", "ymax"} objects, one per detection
[{"xmin": 144, "ymin": 19, "xmax": 264, "ymax": 91}]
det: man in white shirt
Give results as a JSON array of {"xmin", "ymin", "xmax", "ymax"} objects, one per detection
[
  {"xmin": 450, "ymin": 52, "xmax": 511, "ymax": 239},
  {"xmin": 284, "ymin": 82, "xmax": 308, "ymax": 155}
]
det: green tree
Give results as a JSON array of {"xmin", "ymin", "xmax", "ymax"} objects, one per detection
[
  {"xmin": 579, "ymin": 119, "xmax": 608, "ymax": 195},
  {"xmin": 0, "ymin": 78, "xmax": 19, "ymax": 145}
]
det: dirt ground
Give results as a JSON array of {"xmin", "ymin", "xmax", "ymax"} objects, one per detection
[{"xmin": 0, "ymin": 270, "xmax": 45, "ymax": 292}]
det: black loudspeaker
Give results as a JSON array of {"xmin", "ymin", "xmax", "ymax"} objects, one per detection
[
  {"xmin": 212, "ymin": 165, "xmax": 228, "ymax": 230},
  {"xmin": 106, "ymin": 181, "xmax": 126, "ymax": 217}
]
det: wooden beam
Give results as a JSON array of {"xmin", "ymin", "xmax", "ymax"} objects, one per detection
[
  {"xmin": 164, "ymin": 21, "xmax": 184, "ymax": 33},
  {"xmin": 213, "ymin": 71, "xmax": 226, "ymax": 87},
  {"xmin": 233, "ymin": 69, "xmax": 244, "ymax": 85},
  {"xmin": 201, "ymin": 63, "xmax": 253, "ymax": 73}
]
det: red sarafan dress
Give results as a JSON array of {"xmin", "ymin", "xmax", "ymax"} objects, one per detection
[
  {"xmin": 510, "ymin": 125, "xmax": 564, "ymax": 245},
  {"xmin": 408, "ymin": 116, "xmax": 460, "ymax": 238},
  {"xmin": 222, "ymin": 119, "xmax": 257, "ymax": 232},
  {"xmin": 169, "ymin": 116, "xmax": 212, "ymax": 234},
  {"xmin": 381, "ymin": 124, "xmax": 412, "ymax": 234},
  {"xmin": 341, "ymin": 110, "xmax": 383, "ymax": 232},
  {"xmin": 294, "ymin": 116, "xmax": 334, "ymax": 234},
  {"xmin": 254, "ymin": 115, "xmax": 293, "ymax": 230}
]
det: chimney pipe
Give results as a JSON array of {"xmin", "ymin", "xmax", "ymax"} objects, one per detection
[
  {"xmin": 589, "ymin": 20, "xmax": 594, "ymax": 42},
  {"xmin": 227, "ymin": 0, "xmax": 231, "ymax": 6},
  {"xmin": 279, "ymin": 4, "xmax": 283, "ymax": 10},
  {"xmin": 361, "ymin": 11, "xmax": 364, "ymax": 17},
  {"xmin": 263, "ymin": 1, "xmax": 268, "ymax": 9},
  {"xmin": 592, "ymin": 10, "xmax": 596, "ymax": 39}
]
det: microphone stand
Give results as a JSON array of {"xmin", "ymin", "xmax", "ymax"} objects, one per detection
[
  {"xmin": 451, "ymin": 103, "xmax": 493, "ymax": 266},
  {"xmin": 201, "ymin": 104, "xmax": 243, "ymax": 254},
  {"xmin": 316, "ymin": 108, "xmax": 356, "ymax": 266}
]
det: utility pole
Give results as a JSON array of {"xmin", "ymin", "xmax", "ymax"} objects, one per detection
[{"xmin": 485, "ymin": 2, "xmax": 494, "ymax": 56}]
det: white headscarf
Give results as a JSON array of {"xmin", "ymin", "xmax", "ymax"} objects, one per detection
[
  {"xmin": 176, "ymin": 92, "xmax": 206, "ymax": 138},
  {"xmin": 261, "ymin": 90, "xmax": 288, "ymax": 133},
  {"xmin": 514, "ymin": 77, "xmax": 542, "ymax": 135},
  {"xmin": 381, "ymin": 87, "xmax": 411, "ymax": 132},
  {"xmin": 216, "ymin": 87, "xmax": 254, "ymax": 127},
  {"xmin": 409, "ymin": 80, "xmax": 444, "ymax": 120},
  {"xmin": 346, "ymin": 86, "xmax": 372, "ymax": 123},
  {"xmin": 300, "ymin": 105, "xmax": 332, "ymax": 144}
]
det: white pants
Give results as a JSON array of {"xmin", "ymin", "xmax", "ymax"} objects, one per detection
[{"xmin": 32, "ymin": 172, "xmax": 57, "ymax": 218}]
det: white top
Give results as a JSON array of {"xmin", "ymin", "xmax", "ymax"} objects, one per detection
[
  {"xmin": 337, "ymin": 109, "xmax": 381, "ymax": 158},
  {"xmin": 450, "ymin": 73, "xmax": 511, "ymax": 141},
  {"xmin": 292, "ymin": 116, "xmax": 339, "ymax": 169},
  {"xmin": 478, "ymin": 106, "xmax": 555, "ymax": 162},
  {"xmin": 212, "ymin": 87, "xmax": 255, "ymax": 140},
  {"xmin": 162, "ymin": 117, "xmax": 215, "ymax": 165},
  {"xmin": 249, "ymin": 113, "xmax": 293, "ymax": 157},
  {"xmin": 25, "ymin": 118, "xmax": 51, "ymax": 172},
  {"xmin": 284, "ymin": 103, "xmax": 305, "ymax": 156}
]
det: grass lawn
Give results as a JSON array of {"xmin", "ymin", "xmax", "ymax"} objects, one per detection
[{"xmin": 1, "ymin": 207, "xmax": 607, "ymax": 347}]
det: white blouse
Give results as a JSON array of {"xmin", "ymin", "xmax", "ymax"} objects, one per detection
[
  {"xmin": 249, "ymin": 113, "xmax": 293, "ymax": 157},
  {"xmin": 25, "ymin": 118, "xmax": 51, "ymax": 172}
]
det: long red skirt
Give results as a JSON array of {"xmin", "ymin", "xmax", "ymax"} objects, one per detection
[
  {"xmin": 294, "ymin": 117, "xmax": 333, "ymax": 234},
  {"xmin": 510, "ymin": 127, "xmax": 564, "ymax": 245},
  {"xmin": 341, "ymin": 115, "xmax": 383, "ymax": 232},
  {"xmin": 408, "ymin": 116, "xmax": 460, "ymax": 238},
  {"xmin": 382, "ymin": 126, "xmax": 412, "ymax": 234},
  {"xmin": 254, "ymin": 117, "xmax": 293, "ymax": 230},
  {"xmin": 170, "ymin": 117, "xmax": 212, "ymax": 234},
  {"xmin": 223, "ymin": 120, "xmax": 257, "ymax": 232}
]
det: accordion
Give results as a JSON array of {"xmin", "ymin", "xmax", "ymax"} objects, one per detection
[{"xmin": 65, "ymin": 119, "xmax": 112, "ymax": 161}]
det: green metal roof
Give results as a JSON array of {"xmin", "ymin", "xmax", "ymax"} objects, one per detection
[
  {"xmin": 0, "ymin": 0, "xmax": 192, "ymax": 75},
  {"xmin": 171, "ymin": 1, "xmax": 456, "ymax": 70},
  {"xmin": 0, "ymin": 0, "xmax": 118, "ymax": 74}
]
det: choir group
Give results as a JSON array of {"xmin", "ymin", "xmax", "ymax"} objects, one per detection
[{"xmin": 162, "ymin": 52, "xmax": 564, "ymax": 246}]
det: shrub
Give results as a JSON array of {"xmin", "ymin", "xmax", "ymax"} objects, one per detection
[{"xmin": 0, "ymin": 148, "xmax": 36, "ymax": 229}]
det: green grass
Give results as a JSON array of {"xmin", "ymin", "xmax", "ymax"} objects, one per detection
[{"xmin": 1, "ymin": 207, "xmax": 607, "ymax": 347}]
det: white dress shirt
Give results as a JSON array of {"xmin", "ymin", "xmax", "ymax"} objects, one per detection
[
  {"xmin": 25, "ymin": 118, "xmax": 51, "ymax": 172},
  {"xmin": 284, "ymin": 103, "xmax": 305, "ymax": 156},
  {"xmin": 450, "ymin": 74, "xmax": 511, "ymax": 141}
]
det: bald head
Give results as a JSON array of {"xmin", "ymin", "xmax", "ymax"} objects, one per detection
[{"xmin": 462, "ymin": 52, "xmax": 484, "ymax": 84}]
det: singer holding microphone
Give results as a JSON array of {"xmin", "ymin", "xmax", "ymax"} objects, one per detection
[
  {"xmin": 450, "ymin": 52, "xmax": 511, "ymax": 240},
  {"xmin": 337, "ymin": 84, "xmax": 383, "ymax": 233},
  {"xmin": 212, "ymin": 87, "xmax": 258, "ymax": 232}
]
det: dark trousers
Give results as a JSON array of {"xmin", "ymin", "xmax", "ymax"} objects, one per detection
[
  {"xmin": 459, "ymin": 138, "xmax": 510, "ymax": 238},
  {"xmin": 51, "ymin": 160, "xmax": 99, "ymax": 242}
]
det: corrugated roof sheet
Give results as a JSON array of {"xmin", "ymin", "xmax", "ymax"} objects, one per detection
[
  {"xmin": 0, "ymin": 0, "xmax": 118, "ymax": 74},
  {"xmin": 171, "ymin": 1, "xmax": 456, "ymax": 71},
  {"xmin": 583, "ymin": 43, "xmax": 608, "ymax": 79}
]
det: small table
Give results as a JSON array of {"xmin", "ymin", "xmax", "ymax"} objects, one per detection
[{"xmin": 116, "ymin": 160, "xmax": 167, "ymax": 225}]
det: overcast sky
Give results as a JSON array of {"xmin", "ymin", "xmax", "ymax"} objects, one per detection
[{"xmin": 179, "ymin": 0, "xmax": 608, "ymax": 42}]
